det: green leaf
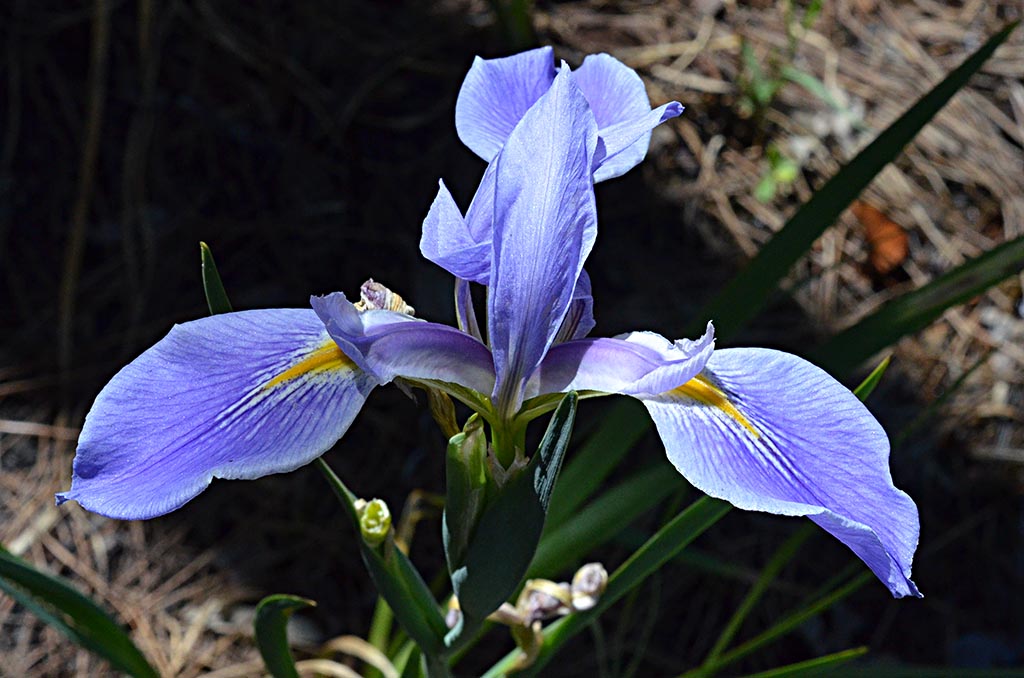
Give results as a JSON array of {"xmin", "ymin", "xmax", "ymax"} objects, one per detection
[
  {"xmin": 812, "ymin": 234, "xmax": 1024, "ymax": 375},
  {"xmin": 690, "ymin": 22, "xmax": 1019, "ymax": 340},
  {"xmin": 546, "ymin": 397, "xmax": 649, "ymax": 530},
  {"xmin": 739, "ymin": 646, "xmax": 867, "ymax": 678},
  {"xmin": 0, "ymin": 546, "xmax": 158, "ymax": 678},
  {"xmin": 447, "ymin": 393, "xmax": 578, "ymax": 643},
  {"xmin": 800, "ymin": 0, "xmax": 823, "ymax": 30},
  {"xmin": 443, "ymin": 417, "xmax": 489, "ymax": 574},
  {"xmin": 530, "ymin": 462, "xmax": 679, "ymax": 578},
  {"xmin": 200, "ymin": 241, "xmax": 233, "ymax": 314},
  {"xmin": 827, "ymin": 668, "xmax": 1024, "ymax": 678},
  {"xmin": 315, "ymin": 459, "xmax": 448, "ymax": 657},
  {"xmin": 852, "ymin": 355, "xmax": 891, "ymax": 400},
  {"xmin": 755, "ymin": 174, "xmax": 778, "ymax": 203},
  {"xmin": 684, "ymin": 570, "xmax": 874, "ymax": 678},
  {"xmin": 483, "ymin": 497, "xmax": 732, "ymax": 677},
  {"xmin": 255, "ymin": 594, "xmax": 315, "ymax": 678},
  {"xmin": 702, "ymin": 524, "xmax": 815, "ymax": 668}
]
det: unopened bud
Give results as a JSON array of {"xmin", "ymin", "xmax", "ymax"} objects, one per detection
[
  {"xmin": 357, "ymin": 498, "xmax": 392, "ymax": 547},
  {"xmin": 571, "ymin": 563, "xmax": 608, "ymax": 611}
]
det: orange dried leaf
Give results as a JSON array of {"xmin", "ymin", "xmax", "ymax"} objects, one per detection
[{"xmin": 852, "ymin": 200, "xmax": 909, "ymax": 275}]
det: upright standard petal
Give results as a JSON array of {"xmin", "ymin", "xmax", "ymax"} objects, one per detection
[
  {"xmin": 311, "ymin": 292, "xmax": 495, "ymax": 395},
  {"xmin": 455, "ymin": 46, "xmax": 556, "ymax": 162},
  {"xmin": 573, "ymin": 53, "xmax": 683, "ymax": 181},
  {"xmin": 487, "ymin": 67, "xmax": 599, "ymax": 414},
  {"xmin": 640, "ymin": 348, "xmax": 921, "ymax": 597},
  {"xmin": 56, "ymin": 309, "xmax": 374, "ymax": 520},
  {"xmin": 532, "ymin": 324, "xmax": 714, "ymax": 398},
  {"xmin": 455, "ymin": 49, "xmax": 681, "ymax": 183}
]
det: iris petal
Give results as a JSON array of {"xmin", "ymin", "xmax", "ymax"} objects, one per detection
[
  {"xmin": 454, "ymin": 278, "xmax": 483, "ymax": 342},
  {"xmin": 311, "ymin": 292, "xmax": 495, "ymax": 395},
  {"xmin": 420, "ymin": 179, "xmax": 492, "ymax": 284},
  {"xmin": 573, "ymin": 53, "xmax": 683, "ymax": 181},
  {"xmin": 56, "ymin": 309, "xmax": 374, "ymax": 520},
  {"xmin": 553, "ymin": 270, "xmax": 596, "ymax": 344},
  {"xmin": 533, "ymin": 324, "xmax": 714, "ymax": 397},
  {"xmin": 455, "ymin": 46, "xmax": 557, "ymax": 163},
  {"xmin": 487, "ymin": 67, "xmax": 599, "ymax": 413},
  {"xmin": 641, "ymin": 348, "xmax": 921, "ymax": 598},
  {"xmin": 454, "ymin": 49, "xmax": 681, "ymax": 183}
]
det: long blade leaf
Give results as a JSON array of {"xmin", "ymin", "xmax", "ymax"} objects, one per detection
[
  {"xmin": 546, "ymin": 398, "xmax": 649, "ymax": 530},
  {"xmin": 315, "ymin": 459, "xmax": 448, "ymax": 657},
  {"xmin": 739, "ymin": 646, "xmax": 868, "ymax": 678},
  {"xmin": 812, "ymin": 234, "xmax": 1024, "ymax": 375},
  {"xmin": 530, "ymin": 462, "xmax": 679, "ymax": 578},
  {"xmin": 255, "ymin": 594, "xmax": 316, "ymax": 678},
  {"xmin": 689, "ymin": 22, "xmax": 1019, "ymax": 339},
  {"xmin": 200, "ymin": 241, "xmax": 233, "ymax": 314},
  {"xmin": 0, "ymin": 546, "xmax": 158, "ymax": 678}
]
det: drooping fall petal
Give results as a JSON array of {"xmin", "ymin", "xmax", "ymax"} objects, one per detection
[
  {"xmin": 57, "ymin": 309, "xmax": 374, "ymax": 520},
  {"xmin": 640, "ymin": 348, "xmax": 920, "ymax": 597}
]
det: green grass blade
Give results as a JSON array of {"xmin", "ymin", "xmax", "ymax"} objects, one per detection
[
  {"xmin": 852, "ymin": 356, "xmax": 891, "ymax": 400},
  {"xmin": 683, "ymin": 570, "xmax": 874, "ymax": 678},
  {"xmin": 739, "ymin": 646, "xmax": 868, "ymax": 678},
  {"xmin": 828, "ymin": 668, "xmax": 1024, "ymax": 678},
  {"xmin": 200, "ymin": 241, "xmax": 233, "ymax": 314},
  {"xmin": 0, "ymin": 546, "xmax": 158, "ymax": 678},
  {"xmin": 482, "ymin": 497, "xmax": 732, "ymax": 678},
  {"xmin": 255, "ymin": 594, "xmax": 316, "ymax": 678},
  {"xmin": 689, "ymin": 22, "xmax": 1019, "ymax": 340},
  {"xmin": 812, "ymin": 234, "xmax": 1024, "ymax": 375},
  {"xmin": 702, "ymin": 524, "xmax": 815, "ymax": 667},
  {"xmin": 546, "ymin": 398, "xmax": 649, "ymax": 530},
  {"xmin": 530, "ymin": 462, "xmax": 680, "ymax": 578}
]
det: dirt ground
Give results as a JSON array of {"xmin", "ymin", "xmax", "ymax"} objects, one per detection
[{"xmin": 1, "ymin": 1, "xmax": 1022, "ymax": 676}]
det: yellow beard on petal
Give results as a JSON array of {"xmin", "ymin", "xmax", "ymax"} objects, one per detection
[
  {"xmin": 674, "ymin": 374, "xmax": 760, "ymax": 439},
  {"xmin": 264, "ymin": 341, "xmax": 354, "ymax": 390}
]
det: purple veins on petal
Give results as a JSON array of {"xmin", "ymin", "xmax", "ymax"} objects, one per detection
[
  {"xmin": 455, "ymin": 46, "xmax": 557, "ymax": 163},
  {"xmin": 56, "ymin": 309, "xmax": 375, "ymax": 520},
  {"xmin": 486, "ymin": 66, "xmax": 599, "ymax": 414},
  {"xmin": 572, "ymin": 53, "xmax": 683, "ymax": 181},
  {"xmin": 454, "ymin": 47, "xmax": 682, "ymax": 183},
  {"xmin": 311, "ymin": 291, "xmax": 496, "ymax": 395},
  {"xmin": 532, "ymin": 323, "xmax": 714, "ymax": 399},
  {"xmin": 641, "ymin": 348, "xmax": 921, "ymax": 598},
  {"xmin": 420, "ymin": 179, "xmax": 493, "ymax": 284}
]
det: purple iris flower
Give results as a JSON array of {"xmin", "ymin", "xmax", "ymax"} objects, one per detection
[{"xmin": 57, "ymin": 52, "xmax": 919, "ymax": 598}]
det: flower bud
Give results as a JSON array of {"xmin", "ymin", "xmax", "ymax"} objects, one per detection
[
  {"xmin": 357, "ymin": 498, "xmax": 392, "ymax": 547},
  {"xmin": 571, "ymin": 562, "xmax": 608, "ymax": 611}
]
